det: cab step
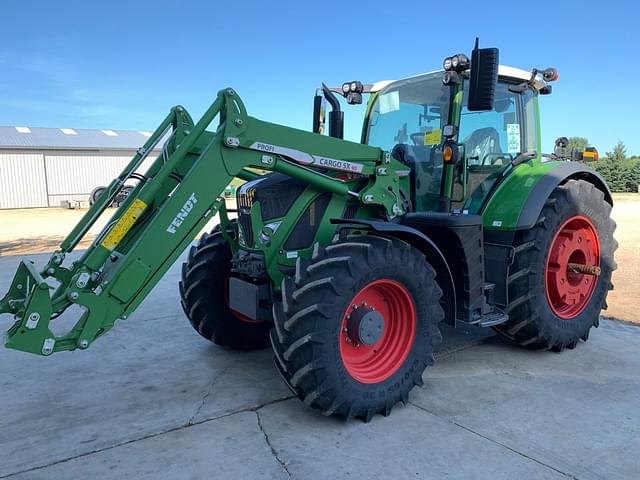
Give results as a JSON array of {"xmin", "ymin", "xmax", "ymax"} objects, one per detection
[{"xmin": 462, "ymin": 309, "xmax": 509, "ymax": 328}]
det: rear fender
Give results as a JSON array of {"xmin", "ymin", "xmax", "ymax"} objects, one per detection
[{"xmin": 482, "ymin": 161, "xmax": 612, "ymax": 231}]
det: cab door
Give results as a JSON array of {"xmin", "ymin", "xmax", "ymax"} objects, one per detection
[{"xmin": 455, "ymin": 82, "xmax": 537, "ymax": 213}]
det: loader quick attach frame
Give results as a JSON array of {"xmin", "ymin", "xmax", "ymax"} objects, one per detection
[{"xmin": 1, "ymin": 88, "xmax": 410, "ymax": 356}]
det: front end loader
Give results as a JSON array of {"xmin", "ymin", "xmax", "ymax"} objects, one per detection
[{"xmin": 1, "ymin": 40, "xmax": 616, "ymax": 421}]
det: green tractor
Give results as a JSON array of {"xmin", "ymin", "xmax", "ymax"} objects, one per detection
[{"xmin": 1, "ymin": 41, "xmax": 616, "ymax": 421}]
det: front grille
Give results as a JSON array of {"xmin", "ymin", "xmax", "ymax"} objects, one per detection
[
  {"xmin": 235, "ymin": 173, "xmax": 307, "ymax": 249},
  {"xmin": 236, "ymin": 187, "xmax": 255, "ymax": 248}
]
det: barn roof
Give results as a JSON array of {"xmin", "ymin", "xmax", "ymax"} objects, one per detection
[{"xmin": 0, "ymin": 126, "xmax": 163, "ymax": 150}]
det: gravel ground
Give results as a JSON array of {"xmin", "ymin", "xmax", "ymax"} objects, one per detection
[{"xmin": 603, "ymin": 194, "xmax": 639, "ymax": 322}]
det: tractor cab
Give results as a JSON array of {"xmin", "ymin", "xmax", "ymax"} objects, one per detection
[
  {"xmin": 363, "ymin": 65, "xmax": 543, "ymax": 214},
  {"xmin": 316, "ymin": 49, "xmax": 557, "ymax": 216}
]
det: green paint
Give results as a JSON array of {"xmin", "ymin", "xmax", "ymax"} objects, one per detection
[
  {"xmin": 481, "ymin": 160, "xmax": 563, "ymax": 230},
  {"xmin": 441, "ymin": 86, "xmax": 464, "ymax": 208},
  {"xmin": 1, "ymin": 65, "xmax": 611, "ymax": 358},
  {"xmin": 0, "ymin": 88, "xmax": 404, "ymax": 356}
]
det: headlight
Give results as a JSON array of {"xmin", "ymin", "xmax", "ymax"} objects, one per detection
[
  {"xmin": 452, "ymin": 54, "xmax": 469, "ymax": 71},
  {"xmin": 341, "ymin": 81, "xmax": 363, "ymax": 96}
]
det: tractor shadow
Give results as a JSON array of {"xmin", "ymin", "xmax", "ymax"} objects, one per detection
[{"xmin": 0, "ymin": 236, "xmax": 96, "ymax": 256}]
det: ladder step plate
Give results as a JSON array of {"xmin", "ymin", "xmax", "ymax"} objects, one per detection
[{"xmin": 476, "ymin": 311, "xmax": 509, "ymax": 328}]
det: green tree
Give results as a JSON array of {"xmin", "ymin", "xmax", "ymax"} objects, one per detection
[
  {"xmin": 592, "ymin": 142, "xmax": 639, "ymax": 192},
  {"xmin": 626, "ymin": 158, "xmax": 640, "ymax": 192},
  {"xmin": 606, "ymin": 141, "xmax": 627, "ymax": 162},
  {"xmin": 566, "ymin": 136, "xmax": 589, "ymax": 155}
]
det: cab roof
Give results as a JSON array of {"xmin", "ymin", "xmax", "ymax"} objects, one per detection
[{"xmin": 369, "ymin": 65, "xmax": 543, "ymax": 93}]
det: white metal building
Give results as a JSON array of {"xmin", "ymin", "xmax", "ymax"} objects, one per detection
[{"xmin": 0, "ymin": 126, "xmax": 161, "ymax": 209}]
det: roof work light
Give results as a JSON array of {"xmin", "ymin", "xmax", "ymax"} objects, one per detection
[{"xmin": 443, "ymin": 54, "xmax": 470, "ymax": 73}]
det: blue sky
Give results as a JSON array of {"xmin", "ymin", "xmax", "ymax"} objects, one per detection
[{"xmin": 0, "ymin": 0, "xmax": 638, "ymax": 154}]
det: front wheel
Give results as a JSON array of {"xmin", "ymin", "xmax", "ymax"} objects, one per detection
[
  {"xmin": 271, "ymin": 234, "xmax": 444, "ymax": 421},
  {"xmin": 179, "ymin": 227, "xmax": 271, "ymax": 350},
  {"xmin": 494, "ymin": 179, "xmax": 617, "ymax": 350}
]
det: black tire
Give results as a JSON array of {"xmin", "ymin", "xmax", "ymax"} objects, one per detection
[
  {"xmin": 494, "ymin": 179, "xmax": 617, "ymax": 351},
  {"xmin": 271, "ymin": 234, "xmax": 444, "ymax": 421},
  {"xmin": 179, "ymin": 227, "xmax": 271, "ymax": 350},
  {"xmin": 89, "ymin": 186, "xmax": 106, "ymax": 206}
]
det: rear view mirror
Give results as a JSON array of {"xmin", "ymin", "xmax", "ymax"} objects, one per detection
[
  {"xmin": 312, "ymin": 92, "xmax": 327, "ymax": 134},
  {"xmin": 467, "ymin": 39, "xmax": 499, "ymax": 111}
]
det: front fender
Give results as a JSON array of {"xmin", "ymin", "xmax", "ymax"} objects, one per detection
[
  {"xmin": 331, "ymin": 218, "xmax": 457, "ymax": 325},
  {"xmin": 482, "ymin": 161, "xmax": 612, "ymax": 231}
]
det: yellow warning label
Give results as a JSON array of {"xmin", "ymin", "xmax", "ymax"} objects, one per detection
[
  {"xmin": 424, "ymin": 129, "xmax": 442, "ymax": 145},
  {"xmin": 101, "ymin": 198, "xmax": 147, "ymax": 251}
]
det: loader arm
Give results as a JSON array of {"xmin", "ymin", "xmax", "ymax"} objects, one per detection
[{"xmin": 1, "ymin": 88, "xmax": 405, "ymax": 356}]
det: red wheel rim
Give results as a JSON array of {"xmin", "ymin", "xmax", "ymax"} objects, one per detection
[
  {"xmin": 339, "ymin": 279, "xmax": 416, "ymax": 384},
  {"xmin": 224, "ymin": 276, "xmax": 262, "ymax": 324},
  {"xmin": 545, "ymin": 216, "xmax": 600, "ymax": 320}
]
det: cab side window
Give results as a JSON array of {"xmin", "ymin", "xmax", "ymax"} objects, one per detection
[{"xmin": 459, "ymin": 82, "xmax": 521, "ymax": 166}]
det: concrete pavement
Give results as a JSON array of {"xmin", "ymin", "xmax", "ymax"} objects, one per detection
[{"xmin": 0, "ymin": 252, "xmax": 638, "ymax": 479}]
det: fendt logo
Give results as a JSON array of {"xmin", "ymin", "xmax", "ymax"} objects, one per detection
[{"xmin": 166, "ymin": 193, "xmax": 198, "ymax": 234}]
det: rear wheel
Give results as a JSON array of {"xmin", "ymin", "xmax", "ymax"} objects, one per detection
[
  {"xmin": 494, "ymin": 179, "xmax": 617, "ymax": 350},
  {"xmin": 179, "ymin": 227, "xmax": 270, "ymax": 350},
  {"xmin": 89, "ymin": 186, "xmax": 106, "ymax": 206},
  {"xmin": 271, "ymin": 234, "xmax": 444, "ymax": 421}
]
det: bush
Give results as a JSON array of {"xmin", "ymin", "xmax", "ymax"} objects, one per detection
[{"xmin": 590, "ymin": 142, "xmax": 640, "ymax": 192}]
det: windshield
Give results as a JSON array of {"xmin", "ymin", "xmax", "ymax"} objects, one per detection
[
  {"xmin": 366, "ymin": 72, "xmax": 451, "ymax": 152},
  {"xmin": 365, "ymin": 72, "xmax": 451, "ymax": 211}
]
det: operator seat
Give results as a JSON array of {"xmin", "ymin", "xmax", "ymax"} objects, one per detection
[{"xmin": 464, "ymin": 127, "xmax": 502, "ymax": 166}]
